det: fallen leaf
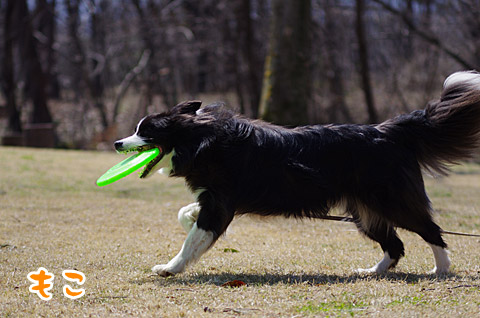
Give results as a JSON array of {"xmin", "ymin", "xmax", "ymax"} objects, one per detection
[
  {"xmin": 221, "ymin": 280, "xmax": 246, "ymax": 288},
  {"xmin": 204, "ymin": 307, "xmax": 214, "ymax": 312}
]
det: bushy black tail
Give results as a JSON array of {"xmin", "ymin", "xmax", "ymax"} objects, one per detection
[{"xmin": 380, "ymin": 71, "xmax": 480, "ymax": 175}]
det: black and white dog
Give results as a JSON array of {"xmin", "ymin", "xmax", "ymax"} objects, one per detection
[{"xmin": 115, "ymin": 71, "xmax": 480, "ymax": 277}]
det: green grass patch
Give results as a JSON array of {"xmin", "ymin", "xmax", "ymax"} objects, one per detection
[
  {"xmin": 386, "ymin": 295, "xmax": 427, "ymax": 307},
  {"xmin": 223, "ymin": 248, "xmax": 240, "ymax": 253},
  {"xmin": 298, "ymin": 300, "xmax": 368, "ymax": 316}
]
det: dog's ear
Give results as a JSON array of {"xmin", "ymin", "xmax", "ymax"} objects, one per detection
[{"xmin": 171, "ymin": 100, "xmax": 202, "ymax": 115}]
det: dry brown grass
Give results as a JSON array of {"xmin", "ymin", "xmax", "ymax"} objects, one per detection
[{"xmin": 1, "ymin": 146, "xmax": 480, "ymax": 317}]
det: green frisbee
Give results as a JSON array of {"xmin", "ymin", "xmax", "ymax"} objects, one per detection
[{"xmin": 96, "ymin": 148, "xmax": 160, "ymax": 187}]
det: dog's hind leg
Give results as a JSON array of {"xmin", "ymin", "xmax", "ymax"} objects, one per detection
[
  {"xmin": 152, "ymin": 192, "xmax": 234, "ymax": 277},
  {"xmin": 356, "ymin": 226, "xmax": 405, "ymax": 274},
  {"xmin": 428, "ymin": 243, "xmax": 450, "ymax": 274},
  {"xmin": 400, "ymin": 217, "xmax": 450, "ymax": 274},
  {"xmin": 178, "ymin": 202, "xmax": 201, "ymax": 233},
  {"xmin": 352, "ymin": 206, "xmax": 405, "ymax": 274}
]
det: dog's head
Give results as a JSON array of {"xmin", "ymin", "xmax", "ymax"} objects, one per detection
[{"xmin": 114, "ymin": 100, "xmax": 203, "ymax": 178}]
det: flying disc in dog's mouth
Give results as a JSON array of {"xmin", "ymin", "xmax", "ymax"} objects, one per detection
[
  {"xmin": 96, "ymin": 147, "xmax": 164, "ymax": 186},
  {"xmin": 117, "ymin": 144, "xmax": 157, "ymax": 154},
  {"xmin": 116, "ymin": 145, "xmax": 166, "ymax": 179}
]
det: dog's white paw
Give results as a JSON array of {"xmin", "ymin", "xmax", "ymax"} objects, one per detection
[
  {"xmin": 428, "ymin": 244, "xmax": 451, "ymax": 275},
  {"xmin": 152, "ymin": 264, "xmax": 176, "ymax": 277},
  {"xmin": 355, "ymin": 266, "xmax": 386, "ymax": 275},
  {"xmin": 356, "ymin": 252, "xmax": 393, "ymax": 274},
  {"xmin": 429, "ymin": 264, "xmax": 450, "ymax": 275}
]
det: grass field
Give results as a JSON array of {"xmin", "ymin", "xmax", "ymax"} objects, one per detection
[{"xmin": 1, "ymin": 146, "xmax": 480, "ymax": 317}]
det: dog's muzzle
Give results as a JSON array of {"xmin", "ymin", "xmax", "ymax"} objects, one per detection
[
  {"xmin": 114, "ymin": 134, "xmax": 154, "ymax": 154},
  {"xmin": 114, "ymin": 141, "xmax": 124, "ymax": 152}
]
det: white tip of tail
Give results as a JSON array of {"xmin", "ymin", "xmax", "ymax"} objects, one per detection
[{"xmin": 444, "ymin": 70, "xmax": 480, "ymax": 90}]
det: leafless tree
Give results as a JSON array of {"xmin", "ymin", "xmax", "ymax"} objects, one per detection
[
  {"xmin": 356, "ymin": 0, "xmax": 378, "ymax": 123},
  {"xmin": 2, "ymin": 0, "xmax": 22, "ymax": 137},
  {"xmin": 259, "ymin": 0, "xmax": 312, "ymax": 126}
]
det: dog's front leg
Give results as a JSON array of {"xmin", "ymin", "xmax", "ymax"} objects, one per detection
[
  {"xmin": 152, "ymin": 223, "xmax": 215, "ymax": 277},
  {"xmin": 152, "ymin": 192, "xmax": 234, "ymax": 277},
  {"xmin": 178, "ymin": 202, "xmax": 201, "ymax": 233}
]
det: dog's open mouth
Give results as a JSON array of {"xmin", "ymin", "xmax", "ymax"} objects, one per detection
[
  {"xmin": 139, "ymin": 148, "xmax": 164, "ymax": 178},
  {"xmin": 118, "ymin": 144, "xmax": 157, "ymax": 154},
  {"xmin": 118, "ymin": 145, "xmax": 165, "ymax": 179}
]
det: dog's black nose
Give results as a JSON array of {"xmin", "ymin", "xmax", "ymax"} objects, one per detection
[{"xmin": 114, "ymin": 141, "xmax": 123, "ymax": 151}]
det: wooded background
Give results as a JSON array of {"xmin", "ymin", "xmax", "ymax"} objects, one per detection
[{"xmin": 0, "ymin": 0, "xmax": 479, "ymax": 149}]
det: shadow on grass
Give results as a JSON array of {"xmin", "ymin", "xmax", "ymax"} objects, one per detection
[{"xmin": 132, "ymin": 271, "xmax": 469, "ymax": 287}]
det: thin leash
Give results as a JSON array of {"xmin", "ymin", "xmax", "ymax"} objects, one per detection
[
  {"xmin": 441, "ymin": 230, "xmax": 480, "ymax": 238},
  {"xmin": 313, "ymin": 215, "xmax": 480, "ymax": 238}
]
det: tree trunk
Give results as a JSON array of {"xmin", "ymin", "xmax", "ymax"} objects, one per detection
[
  {"xmin": 259, "ymin": 0, "xmax": 312, "ymax": 126},
  {"xmin": 235, "ymin": 0, "xmax": 262, "ymax": 118},
  {"xmin": 35, "ymin": 0, "xmax": 60, "ymax": 98},
  {"xmin": 131, "ymin": 0, "xmax": 160, "ymax": 109},
  {"xmin": 15, "ymin": 0, "xmax": 53, "ymax": 124},
  {"xmin": 65, "ymin": 0, "xmax": 88, "ymax": 101},
  {"xmin": 324, "ymin": 0, "xmax": 352, "ymax": 123},
  {"xmin": 403, "ymin": 0, "xmax": 414, "ymax": 58},
  {"xmin": 2, "ymin": 0, "xmax": 22, "ymax": 135},
  {"xmin": 355, "ymin": 0, "xmax": 378, "ymax": 123},
  {"xmin": 90, "ymin": 0, "xmax": 109, "ymax": 129}
]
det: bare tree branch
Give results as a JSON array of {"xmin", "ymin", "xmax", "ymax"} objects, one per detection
[
  {"xmin": 112, "ymin": 49, "xmax": 151, "ymax": 123},
  {"xmin": 372, "ymin": 0, "xmax": 475, "ymax": 70}
]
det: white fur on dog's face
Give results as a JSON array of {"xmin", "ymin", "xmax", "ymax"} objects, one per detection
[
  {"xmin": 115, "ymin": 117, "xmax": 175, "ymax": 178},
  {"xmin": 115, "ymin": 117, "xmax": 149, "ymax": 153},
  {"xmin": 115, "ymin": 134, "xmax": 149, "ymax": 153}
]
